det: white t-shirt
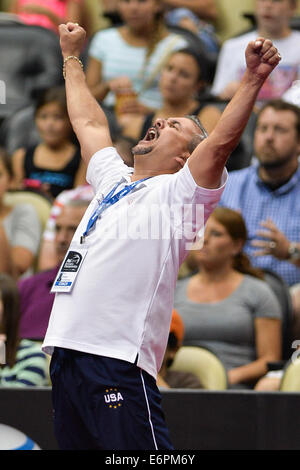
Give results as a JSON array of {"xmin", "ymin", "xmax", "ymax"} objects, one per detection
[
  {"xmin": 43, "ymin": 147, "xmax": 227, "ymax": 379},
  {"xmin": 211, "ymin": 30, "xmax": 300, "ymax": 101}
]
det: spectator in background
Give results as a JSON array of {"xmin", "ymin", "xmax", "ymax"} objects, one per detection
[
  {"xmin": 212, "ymin": 0, "xmax": 300, "ymax": 103},
  {"xmin": 0, "ymin": 148, "xmax": 41, "ymax": 278},
  {"xmin": 0, "ymin": 273, "xmax": 48, "ymax": 387},
  {"xmin": 9, "ymin": 0, "xmax": 85, "ymax": 34},
  {"xmin": 119, "ymin": 48, "xmax": 221, "ymax": 141},
  {"xmin": 19, "ymin": 199, "xmax": 89, "ymax": 341},
  {"xmin": 174, "ymin": 207, "xmax": 282, "ymax": 389},
  {"xmin": 37, "ymin": 185, "xmax": 93, "ymax": 271},
  {"xmin": 11, "ymin": 86, "xmax": 87, "ymax": 201},
  {"xmin": 163, "ymin": 1, "xmax": 219, "ymax": 53},
  {"xmin": 86, "ymin": 0, "xmax": 188, "ymax": 118},
  {"xmin": 157, "ymin": 309, "xmax": 203, "ymax": 389},
  {"xmin": 220, "ymin": 99, "xmax": 300, "ymax": 287}
]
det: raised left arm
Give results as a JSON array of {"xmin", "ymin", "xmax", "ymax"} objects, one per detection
[{"xmin": 188, "ymin": 38, "xmax": 281, "ymax": 189}]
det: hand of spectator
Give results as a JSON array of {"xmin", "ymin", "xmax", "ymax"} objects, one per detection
[
  {"xmin": 117, "ymin": 99, "xmax": 152, "ymax": 116},
  {"xmin": 59, "ymin": 22, "xmax": 86, "ymax": 59},
  {"xmin": 108, "ymin": 76, "xmax": 134, "ymax": 94},
  {"xmin": 251, "ymin": 219, "xmax": 290, "ymax": 259},
  {"xmin": 245, "ymin": 38, "xmax": 281, "ymax": 82}
]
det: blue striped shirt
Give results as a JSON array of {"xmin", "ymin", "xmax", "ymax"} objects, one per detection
[
  {"xmin": 220, "ymin": 162, "xmax": 300, "ymax": 286},
  {"xmin": 0, "ymin": 339, "xmax": 48, "ymax": 387}
]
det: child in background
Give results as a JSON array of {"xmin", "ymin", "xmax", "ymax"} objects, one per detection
[{"xmin": 12, "ymin": 86, "xmax": 87, "ymax": 201}]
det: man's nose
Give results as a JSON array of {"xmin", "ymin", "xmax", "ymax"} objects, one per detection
[
  {"xmin": 264, "ymin": 128, "xmax": 275, "ymax": 141},
  {"xmin": 154, "ymin": 118, "xmax": 166, "ymax": 130}
]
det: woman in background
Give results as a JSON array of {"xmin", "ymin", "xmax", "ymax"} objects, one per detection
[
  {"xmin": 119, "ymin": 47, "xmax": 221, "ymax": 141},
  {"xmin": 86, "ymin": 0, "xmax": 187, "ymax": 116},
  {"xmin": 174, "ymin": 207, "xmax": 282, "ymax": 389},
  {"xmin": 12, "ymin": 87, "xmax": 86, "ymax": 201}
]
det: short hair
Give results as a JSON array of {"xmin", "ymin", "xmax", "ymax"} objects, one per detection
[
  {"xmin": 257, "ymin": 99, "xmax": 300, "ymax": 138},
  {"xmin": 185, "ymin": 115, "xmax": 208, "ymax": 153}
]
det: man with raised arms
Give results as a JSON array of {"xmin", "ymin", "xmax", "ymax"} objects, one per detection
[{"xmin": 43, "ymin": 23, "xmax": 281, "ymax": 450}]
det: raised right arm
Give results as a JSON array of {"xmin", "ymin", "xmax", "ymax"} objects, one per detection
[{"xmin": 59, "ymin": 23, "xmax": 112, "ymax": 166}]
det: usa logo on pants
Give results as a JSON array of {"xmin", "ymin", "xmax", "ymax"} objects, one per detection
[{"xmin": 104, "ymin": 388, "xmax": 124, "ymax": 409}]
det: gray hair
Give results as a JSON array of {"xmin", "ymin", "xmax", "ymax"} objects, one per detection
[{"xmin": 185, "ymin": 115, "xmax": 208, "ymax": 153}]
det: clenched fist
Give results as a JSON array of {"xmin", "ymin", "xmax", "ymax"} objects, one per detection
[
  {"xmin": 59, "ymin": 22, "xmax": 86, "ymax": 59},
  {"xmin": 245, "ymin": 37, "xmax": 281, "ymax": 82}
]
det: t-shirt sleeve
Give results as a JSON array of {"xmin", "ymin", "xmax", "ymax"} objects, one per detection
[
  {"xmin": 170, "ymin": 159, "xmax": 227, "ymax": 221},
  {"xmin": 86, "ymin": 147, "xmax": 132, "ymax": 194},
  {"xmin": 9, "ymin": 204, "xmax": 41, "ymax": 255},
  {"xmin": 251, "ymin": 279, "xmax": 282, "ymax": 320}
]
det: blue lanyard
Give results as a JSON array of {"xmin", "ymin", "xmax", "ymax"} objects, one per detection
[{"xmin": 80, "ymin": 177, "xmax": 149, "ymax": 243}]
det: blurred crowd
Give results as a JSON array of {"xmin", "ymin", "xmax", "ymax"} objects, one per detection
[{"xmin": 0, "ymin": 0, "xmax": 300, "ymax": 393}]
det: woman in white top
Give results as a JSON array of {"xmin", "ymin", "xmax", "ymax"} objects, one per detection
[{"xmin": 86, "ymin": 0, "xmax": 187, "ymax": 115}]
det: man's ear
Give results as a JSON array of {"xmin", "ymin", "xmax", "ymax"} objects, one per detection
[{"xmin": 174, "ymin": 151, "xmax": 190, "ymax": 168}]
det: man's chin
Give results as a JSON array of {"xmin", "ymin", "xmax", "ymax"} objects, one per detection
[{"xmin": 132, "ymin": 143, "xmax": 154, "ymax": 156}]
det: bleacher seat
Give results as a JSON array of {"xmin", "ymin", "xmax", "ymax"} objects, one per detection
[
  {"xmin": 170, "ymin": 346, "xmax": 228, "ymax": 390},
  {"xmin": 0, "ymin": 21, "xmax": 63, "ymax": 120}
]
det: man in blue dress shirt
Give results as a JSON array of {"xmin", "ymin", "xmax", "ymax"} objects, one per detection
[{"xmin": 220, "ymin": 99, "xmax": 300, "ymax": 286}]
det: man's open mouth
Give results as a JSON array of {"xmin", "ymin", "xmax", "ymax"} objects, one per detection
[{"xmin": 144, "ymin": 126, "xmax": 159, "ymax": 142}]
